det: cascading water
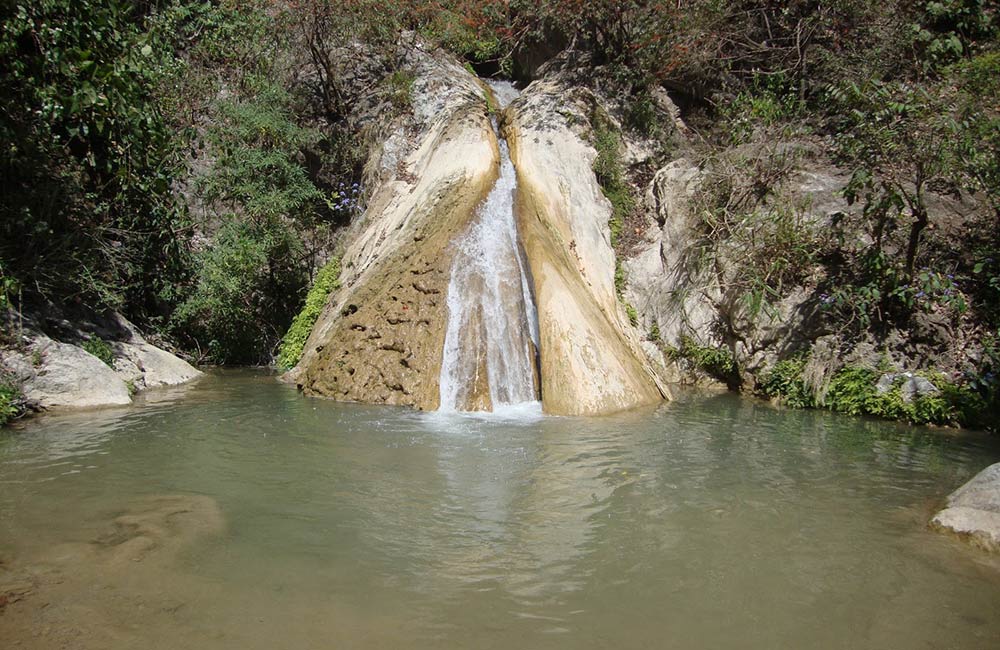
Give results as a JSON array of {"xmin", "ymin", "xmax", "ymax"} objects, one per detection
[{"xmin": 438, "ymin": 81, "xmax": 540, "ymax": 413}]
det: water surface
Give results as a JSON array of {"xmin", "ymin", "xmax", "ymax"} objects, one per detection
[{"xmin": 1, "ymin": 370, "xmax": 999, "ymax": 649}]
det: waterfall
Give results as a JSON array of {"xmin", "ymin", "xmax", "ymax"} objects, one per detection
[{"xmin": 438, "ymin": 81, "xmax": 540, "ymax": 412}]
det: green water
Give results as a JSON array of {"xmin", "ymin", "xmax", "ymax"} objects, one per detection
[{"xmin": 1, "ymin": 370, "xmax": 999, "ymax": 649}]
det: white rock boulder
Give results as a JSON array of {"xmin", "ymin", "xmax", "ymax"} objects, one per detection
[{"xmin": 932, "ymin": 463, "xmax": 1000, "ymax": 553}]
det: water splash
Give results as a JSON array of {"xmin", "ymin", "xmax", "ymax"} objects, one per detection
[{"xmin": 439, "ymin": 81, "xmax": 540, "ymax": 412}]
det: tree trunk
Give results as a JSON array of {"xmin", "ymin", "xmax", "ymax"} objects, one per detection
[{"xmin": 905, "ymin": 203, "xmax": 928, "ymax": 277}]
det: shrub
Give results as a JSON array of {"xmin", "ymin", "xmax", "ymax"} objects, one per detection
[
  {"xmin": 386, "ymin": 70, "xmax": 416, "ymax": 112},
  {"xmin": 0, "ymin": 372, "xmax": 23, "ymax": 427},
  {"xmin": 823, "ymin": 366, "xmax": 881, "ymax": 416},
  {"xmin": 821, "ymin": 365, "xmax": 983, "ymax": 426},
  {"xmin": 666, "ymin": 335, "xmax": 738, "ymax": 386},
  {"xmin": 198, "ymin": 81, "xmax": 323, "ymax": 224},
  {"xmin": 648, "ymin": 321, "xmax": 661, "ymax": 342},
  {"xmin": 0, "ymin": 0, "xmax": 189, "ymax": 318},
  {"xmin": 174, "ymin": 218, "xmax": 307, "ymax": 365},
  {"xmin": 759, "ymin": 355, "xmax": 815, "ymax": 409},
  {"xmin": 625, "ymin": 303, "xmax": 639, "ymax": 328},
  {"xmin": 277, "ymin": 257, "xmax": 341, "ymax": 370}
]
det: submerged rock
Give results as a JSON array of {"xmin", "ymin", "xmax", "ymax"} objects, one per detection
[{"xmin": 932, "ymin": 463, "xmax": 1000, "ymax": 553}]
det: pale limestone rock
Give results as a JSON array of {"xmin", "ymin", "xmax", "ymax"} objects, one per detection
[
  {"xmin": 1, "ymin": 309, "xmax": 200, "ymax": 413},
  {"xmin": 506, "ymin": 78, "xmax": 666, "ymax": 415},
  {"xmin": 5, "ymin": 335, "xmax": 132, "ymax": 408},
  {"xmin": 289, "ymin": 49, "xmax": 500, "ymax": 410},
  {"xmin": 932, "ymin": 463, "xmax": 1000, "ymax": 553},
  {"xmin": 116, "ymin": 341, "xmax": 202, "ymax": 389},
  {"xmin": 625, "ymin": 159, "xmax": 722, "ymax": 355}
]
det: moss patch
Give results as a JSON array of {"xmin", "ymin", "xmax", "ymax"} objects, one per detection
[{"xmin": 277, "ymin": 257, "xmax": 341, "ymax": 370}]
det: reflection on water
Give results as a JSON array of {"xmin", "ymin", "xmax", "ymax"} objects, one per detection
[{"xmin": 1, "ymin": 371, "xmax": 999, "ymax": 649}]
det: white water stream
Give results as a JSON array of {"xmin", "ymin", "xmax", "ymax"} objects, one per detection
[{"xmin": 438, "ymin": 81, "xmax": 540, "ymax": 412}]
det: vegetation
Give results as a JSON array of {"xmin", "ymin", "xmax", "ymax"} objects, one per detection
[
  {"xmin": 759, "ymin": 355, "xmax": 815, "ymax": 410},
  {"xmin": 665, "ymin": 336, "xmax": 739, "ymax": 388},
  {"xmin": 0, "ymin": 370, "xmax": 24, "ymax": 427},
  {"xmin": 760, "ymin": 353, "xmax": 992, "ymax": 430},
  {"xmin": 277, "ymin": 257, "xmax": 341, "ymax": 370},
  {"xmin": 1, "ymin": 0, "xmax": 189, "ymax": 317},
  {"xmin": 172, "ymin": 219, "xmax": 309, "ymax": 364},
  {"xmin": 0, "ymin": 1, "xmax": 371, "ymax": 366},
  {"xmin": 81, "ymin": 338, "xmax": 115, "ymax": 368}
]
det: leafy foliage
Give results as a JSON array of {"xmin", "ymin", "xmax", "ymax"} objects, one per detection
[
  {"xmin": 759, "ymin": 355, "xmax": 815, "ymax": 409},
  {"xmin": 81, "ymin": 338, "xmax": 115, "ymax": 368},
  {"xmin": 173, "ymin": 219, "xmax": 307, "ymax": 365},
  {"xmin": 277, "ymin": 258, "xmax": 341, "ymax": 370},
  {"xmin": 0, "ymin": 371, "xmax": 24, "ymax": 427},
  {"xmin": 199, "ymin": 81, "xmax": 323, "ymax": 223},
  {"xmin": 590, "ymin": 109, "xmax": 634, "ymax": 251},
  {"xmin": 692, "ymin": 143, "xmax": 820, "ymax": 322},
  {"xmin": 0, "ymin": 0, "xmax": 188, "ymax": 318},
  {"xmin": 761, "ymin": 359, "xmax": 989, "ymax": 427},
  {"xmin": 665, "ymin": 336, "xmax": 739, "ymax": 387}
]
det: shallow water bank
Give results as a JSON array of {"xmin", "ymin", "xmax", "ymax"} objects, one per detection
[{"xmin": 2, "ymin": 370, "xmax": 999, "ymax": 649}]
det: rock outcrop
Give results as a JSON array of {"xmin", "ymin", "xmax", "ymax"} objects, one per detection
[
  {"xmin": 1, "ymin": 310, "xmax": 201, "ymax": 411},
  {"xmin": 623, "ymin": 151, "xmax": 851, "ymax": 384},
  {"xmin": 287, "ymin": 50, "xmax": 500, "ymax": 410},
  {"xmin": 932, "ymin": 463, "xmax": 1000, "ymax": 553},
  {"xmin": 505, "ymin": 77, "xmax": 667, "ymax": 415}
]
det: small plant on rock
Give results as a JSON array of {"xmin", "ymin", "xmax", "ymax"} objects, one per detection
[{"xmin": 82, "ymin": 338, "xmax": 115, "ymax": 368}]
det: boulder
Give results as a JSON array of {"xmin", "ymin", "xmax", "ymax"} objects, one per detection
[
  {"xmin": 3, "ymin": 334, "xmax": 132, "ymax": 408},
  {"xmin": 932, "ymin": 463, "xmax": 1000, "ymax": 552},
  {"xmin": 1, "ymin": 309, "xmax": 201, "ymax": 413},
  {"xmin": 114, "ymin": 341, "xmax": 201, "ymax": 389},
  {"xmin": 875, "ymin": 372, "xmax": 940, "ymax": 402}
]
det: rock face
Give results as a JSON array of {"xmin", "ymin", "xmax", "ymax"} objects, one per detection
[
  {"xmin": 931, "ymin": 463, "xmax": 1000, "ymax": 553},
  {"xmin": 505, "ymin": 77, "xmax": 666, "ymax": 415},
  {"xmin": 623, "ymin": 152, "xmax": 849, "ymax": 384},
  {"xmin": 1, "ymin": 311, "xmax": 201, "ymax": 411},
  {"xmin": 287, "ymin": 50, "xmax": 500, "ymax": 410}
]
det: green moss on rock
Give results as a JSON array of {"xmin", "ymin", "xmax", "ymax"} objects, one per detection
[{"xmin": 277, "ymin": 257, "xmax": 340, "ymax": 370}]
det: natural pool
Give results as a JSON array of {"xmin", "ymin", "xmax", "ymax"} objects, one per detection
[{"xmin": 1, "ymin": 370, "xmax": 999, "ymax": 649}]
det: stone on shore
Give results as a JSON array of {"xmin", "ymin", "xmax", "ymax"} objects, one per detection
[{"xmin": 931, "ymin": 463, "xmax": 1000, "ymax": 553}]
